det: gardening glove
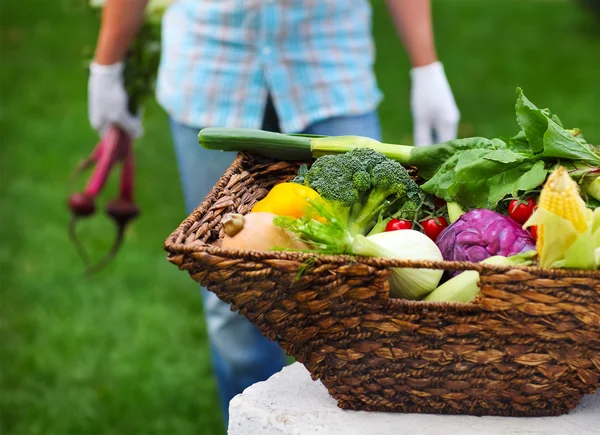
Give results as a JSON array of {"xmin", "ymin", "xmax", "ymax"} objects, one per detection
[
  {"xmin": 88, "ymin": 61, "xmax": 143, "ymax": 139},
  {"xmin": 410, "ymin": 61, "xmax": 460, "ymax": 146}
]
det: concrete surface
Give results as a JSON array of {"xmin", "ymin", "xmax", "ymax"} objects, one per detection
[{"xmin": 228, "ymin": 362, "xmax": 600, "ymax": 435}]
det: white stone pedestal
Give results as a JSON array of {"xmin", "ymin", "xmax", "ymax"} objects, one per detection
[{"xmin": 228, "ymin": 362, "xmax": 600, "ymax": 435}]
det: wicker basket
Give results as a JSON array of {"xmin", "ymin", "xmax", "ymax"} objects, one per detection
[{"xmin": 164, "ymin": 152, "xmax": 600, "ymax": 417}]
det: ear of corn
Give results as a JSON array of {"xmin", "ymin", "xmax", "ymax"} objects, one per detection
[{"xmin": 536, "ymin": 166, "xmax": 589, "ymax": 256}]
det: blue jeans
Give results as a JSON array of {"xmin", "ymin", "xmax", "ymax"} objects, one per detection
[{"xmin": 169, "ymin": 109, "xmax": 381, "ymax": 423}]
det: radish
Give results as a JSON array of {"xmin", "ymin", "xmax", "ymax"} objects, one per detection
[{"xmin": 67, "ymin": 126, "xmax": 140, "ymax": 275}]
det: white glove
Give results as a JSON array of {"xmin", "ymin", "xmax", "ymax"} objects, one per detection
[
  {"xmin": 88, "ymin": 61, "xmax": 143, "ymax": 139},
  {"xmin": 410, "ymin": 61, "xmax": 460, "ymax": 146}
]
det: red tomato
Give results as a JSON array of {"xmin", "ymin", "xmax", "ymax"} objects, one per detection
[
  {"xmin": 421, "ymin": 216, "xmax": 449, "ymax": 242},
  {"xmin": 434, "ymin": 197, "xmax": 447, "ymax": 210},
  {"xmin": 530, "ymin": 225, "xmax": 538, "ymax": 241},
  {"xmin": 385, "ymin": 219, "xmax": 412, "ymax": 232},
  {"xmin": 508, "ymin": 198, "xmax": 536, "ymax": 224}
]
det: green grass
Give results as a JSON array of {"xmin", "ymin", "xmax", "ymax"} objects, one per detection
[{"xmin": 1, "ymin": 1, "xmax": 599, "ymax": 434}]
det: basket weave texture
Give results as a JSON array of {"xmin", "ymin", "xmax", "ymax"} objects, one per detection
[{"xmin": 165, "ymin": 152, "xmax": 600, "ymax": 417}]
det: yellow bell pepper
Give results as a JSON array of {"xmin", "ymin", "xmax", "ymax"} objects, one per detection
[{"xmin": 252, "ymin": 182, "xmax": 322, "ymax": 218}]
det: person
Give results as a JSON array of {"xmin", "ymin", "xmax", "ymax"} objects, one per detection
[{"xmin": 88, "ymin": 0, "xmax": 460, "ymax": 423}]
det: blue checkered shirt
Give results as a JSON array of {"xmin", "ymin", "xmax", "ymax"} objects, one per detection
[{"xmin": 156, "ymin": 0, "xmax": 383, "ymax": 133}]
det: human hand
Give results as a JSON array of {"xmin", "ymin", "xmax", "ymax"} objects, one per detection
[
  {"xmin": 88, "ymin": 61, "xmax": 143, "ymax": 139},
  {"xmin": 410, "ymin": 61, "xmax": 460, "ymax": 146}
]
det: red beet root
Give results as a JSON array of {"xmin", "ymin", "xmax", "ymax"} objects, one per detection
[
  {"xmin": 67, "ymin": 127, "xmax": 140, "ymax": 275},
  {"xmin": 68, "ymin": 192, "xmax": 95, "ymax": 217}
]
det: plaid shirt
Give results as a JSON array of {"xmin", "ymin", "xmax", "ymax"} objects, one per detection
[{"xmin": 156, "ymin": 0, "xmax": 383, "ymax": 133}]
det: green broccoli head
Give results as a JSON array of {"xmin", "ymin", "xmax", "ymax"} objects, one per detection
[
  {"xmin": 304, "ymin": 148, "xmax": 392, "ymax": 202},
  {"xmin": 304, "ymin": 150, "xmax": 372, "ymax": 206},
  {"xmin": 371, "ymin": 159, "xmax": 423, "ymax": 204},
  {"xmin": 345, "ymin": 147, "xmax": 389, "ymax": 171},
  {"xmin": 303, "ymin": 147, "xmax": 423, "ymax": 236},
  {"xmin": 370, "ymin": 159, "xmax": 414, "ymax": 196}
]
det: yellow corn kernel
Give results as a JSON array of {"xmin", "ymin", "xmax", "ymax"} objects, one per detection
[{"xmin": 537, "ymin": 166, "xmax": 588, "ymax": 254}]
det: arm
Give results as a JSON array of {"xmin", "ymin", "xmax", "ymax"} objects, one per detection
[
  {"xmin": 88, "ymin": 0, "xmax": 148, "ymax": 138},
  {"xmin": 94, "ymin": 0, "xmax": 149, "ymax": 64},
  {"xmin": 385, "ymin": 0, "xmax": 437, "ymax": 68},
  {"xmin": 384, "ymin": 0, "xmax": 460, "ymax": 146}
]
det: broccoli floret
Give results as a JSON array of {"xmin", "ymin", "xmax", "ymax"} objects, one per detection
[
  {"xmin": 302, "ymin": 148, "xmax": 422, "ymax": 237},
  {"xmin": 349, "ymin": 159, "xmax": 422, "ymax": 235},
  {"xmin": 305, "ymin": 153, "xmax": 363, "ymax": 205}
]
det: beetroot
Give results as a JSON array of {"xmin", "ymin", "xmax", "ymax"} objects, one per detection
[{"xmin": 67, "ymin": 126, "xmax": 140, "ymax": 275}]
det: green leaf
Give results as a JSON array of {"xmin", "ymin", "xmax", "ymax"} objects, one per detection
[
  {"xmin": 483, "ymin": 149, "xmax": 523, "ymax": 164},
  {"xmin": 509, "ymin": 161, "xmax": 548, "ymax": 196},
  {"xmin": 515, "ymin": 88, "xmax": 547, "ymax": 153},
  {"xmin": 542, "ymin": 120, "xmax": 600, "ymax": 164},
  {"xmin": 420, "ymin": 150, "xmax": 546, "ymax": 209},
  {"xmin": 514, "ymin": 88, "xmax": 600, "ymax": 165},
  {"xmin": 409, "ymin": 137, "xmax": 500, "ymax": 180},
  {"xmin": 407, "ymin": 88, "xmax": 598, "ymax": 211}
]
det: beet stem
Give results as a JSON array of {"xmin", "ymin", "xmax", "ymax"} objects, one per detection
[
  {"xmin": 83, "ymin": 127, "xmax": 123, "ymax": 198},
  {"xmin": 67, "ymin": 136, "xmax": 107, "ymax": 195},
  {"xmin": 119, "ymin": 135, "xmax": 135, "ymax": 202}
]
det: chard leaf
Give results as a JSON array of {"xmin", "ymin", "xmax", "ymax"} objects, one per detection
[
  {"xmin": 409, "ymin": 137, "xmax": 500, "ymax": 180},
  {"xmin": 483, "ymin": 149, "xmax": 523, "ymax": 164},
  {"xmin": 515, "ymin": 89, "xmax": 547, "ymax": 153},
  {"xmin": 508, "ymin": 161, "xmax": 548, "ymax": 197},
  {"xmin": 408, "ymin": 88, "xmax": 598, "ymax": 211},
  {"xmin": 515, "ymin": 88, "xmax": 600, "ymax": 164},
  {"xmin": 420, "ymin": 151, "xmax": 547, "ymax": 209},
  {"xmin": 542, "ymin": 120, "xmax": 600, "ymax": 164}
]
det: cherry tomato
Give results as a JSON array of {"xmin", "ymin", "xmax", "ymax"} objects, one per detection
[
  {"xmin": 434, "ymin": 197, "xmax": 447, "ymax": 210},
  {"xmin": 530, "ymin": 225, "xmax": 538, "ymax": 241},
  {"xmin": 421, "ymin": 216, "xmax": 449, "ymax": 242},
  {"xmin": 508, "ymin": 198, "xmax": 536, "ymax": 224},
  {"xmin": 385, "ymin": 218, "xmax": 412, "ymax": 232}
]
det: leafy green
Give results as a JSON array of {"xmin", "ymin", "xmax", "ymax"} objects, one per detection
[
  {"xmin": 543, "ymin": 121, "xmax": 600, "ymax": 163},
  {"xmin": 275, "ymin": 199, "xmax": 354, "ymax": 255},
  {"xmin": 515, "ymin": 89, "xmax": 600, "ymax": 164},
  {"xmin": 411, "ymin": 88, "xmax": 600, "ymax": 210},
  {"xmin": 515, "ymin": 90, "xmax": 547, "ymax": 153},
  {"xmin": 418, "ymin": 141, "xmax": 547, "ymax": 209},
  {"xmin": 291, "ymin": 164, "xmax": 309, "ymax": 184}
]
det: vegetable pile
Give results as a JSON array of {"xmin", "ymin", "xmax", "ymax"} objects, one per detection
[{"xmin": 204, "ymin": 89, "xmax": 599, "ymax": 303}]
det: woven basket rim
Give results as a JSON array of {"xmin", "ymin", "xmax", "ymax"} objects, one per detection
[
  {"xmin": 164, "ymin": 241, "xmax": 600, "ymax": 278},
  {"xmin": 164, "ymin": 152, "xmax": 600, "ymax": 280}
]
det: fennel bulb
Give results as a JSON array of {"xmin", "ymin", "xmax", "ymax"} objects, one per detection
[{"xmin": 352, "ymin": 230, "xmax": 444, "ymax": 300}]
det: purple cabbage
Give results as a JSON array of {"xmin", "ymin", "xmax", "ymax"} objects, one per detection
[{"xmin": 436, "ymin": 209, "xmax": 536, "ymax": 266}]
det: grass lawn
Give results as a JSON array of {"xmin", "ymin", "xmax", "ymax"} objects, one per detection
[{"xmin": 1, "ymin": 1, "xmax": 599, "ymax": 434}]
